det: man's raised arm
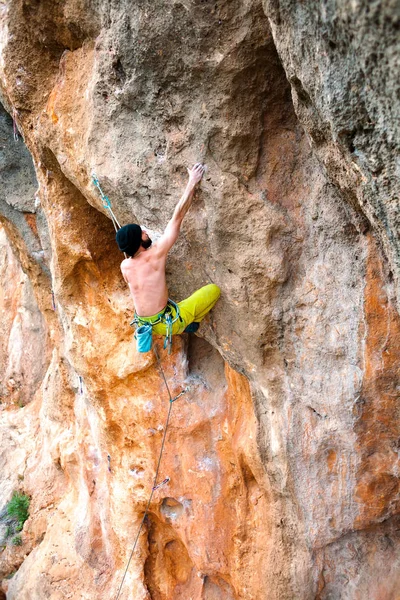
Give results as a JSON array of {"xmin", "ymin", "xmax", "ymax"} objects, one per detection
[{"xmin": 156, "ymin": 163, "xmax": 205, "ymax": 255}]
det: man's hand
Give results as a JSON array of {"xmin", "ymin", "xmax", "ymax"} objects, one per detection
[{"xmin": 187, "ymin": 163, "xmax": 205, "ymax": 187}]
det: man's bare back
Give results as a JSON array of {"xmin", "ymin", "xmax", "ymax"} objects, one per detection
[
  {"xmin": 117, "ymin": 163, "xmax": 205, "ymax": 317},
  {"xmin": 121, "ymin": 239, "xmax": 168, "ymax": 316}
]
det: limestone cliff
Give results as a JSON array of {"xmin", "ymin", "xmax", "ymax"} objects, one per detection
[{"xmin": 0, "ymin": 1, "xmax": 399, "ymax": 599}]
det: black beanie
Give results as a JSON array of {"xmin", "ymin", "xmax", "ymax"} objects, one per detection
[{"xmin": 116, "ymin": 224, "xmax": 142, "ymax": 256}]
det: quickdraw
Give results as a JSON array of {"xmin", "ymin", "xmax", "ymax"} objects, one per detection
[
  {"xmin": 92, "ymin": 173, "xmax": 123, "ymax": 233},
  {"xmin": 152, "ymin": 476, "xmax": 170, "ymax": 491},
  {"xmin": 12, "ymin": 108, "xmax": 19, "ymax": 142}
]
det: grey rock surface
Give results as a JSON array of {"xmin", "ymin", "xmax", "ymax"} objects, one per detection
[
  {"xmin": 262, "ymin": 0, "xmax": 400, "ymax": 303},
  {"xmin": 0, "ymin": 103, "xmax": 37, "ymax": 213}
]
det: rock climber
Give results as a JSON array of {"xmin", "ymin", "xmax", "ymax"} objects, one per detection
[{"xmin": 116, "ymin": 163, "xmax": 220, "ymax": 337}]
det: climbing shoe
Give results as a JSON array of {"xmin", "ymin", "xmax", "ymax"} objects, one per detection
[{"xmin": 183, "ymin": 322, "xmax": 200, "ymax": 333}]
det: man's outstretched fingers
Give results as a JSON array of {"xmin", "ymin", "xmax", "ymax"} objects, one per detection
[{"xmin": 187, "ymin": 163, "xmax": 206, "ymax": 184}]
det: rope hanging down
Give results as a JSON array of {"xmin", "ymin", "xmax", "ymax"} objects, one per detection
[
  {"xmin": 91, "ymin": 174, "xmax": 186, "ymax": 598},
  {"xmin": 115, "ymin": 345, "xmax": 188, "ymax": 600}
]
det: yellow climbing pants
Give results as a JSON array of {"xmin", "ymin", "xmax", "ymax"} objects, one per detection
[{"xmin": 139, "ymin": 284, "xmax": 220, "ymax": 335}]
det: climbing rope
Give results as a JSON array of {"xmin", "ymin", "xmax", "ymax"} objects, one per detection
[
  {"xmin": 91, "ymin": 176, "xmax": 186, "ymax": 597},
  {"xmin": 115, "ymin": 344, "xmax": 187, "ymax": 600},
  {"xmin": 92, "ymin": 173, "xmax": 123, "ymax": 233}
]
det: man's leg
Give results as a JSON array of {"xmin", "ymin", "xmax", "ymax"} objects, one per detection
[
  {"xmin": 176, "ymin": 284, "xmax": 220, "ymax": 333},
  {"xmin": 150, "ymin": 285, "xmax": 220, "ymax": 335}
]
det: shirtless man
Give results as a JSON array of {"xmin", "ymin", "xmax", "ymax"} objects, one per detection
[{"xmin": 116, "ymin": 163, "xmax": 220, "ymax": 336}]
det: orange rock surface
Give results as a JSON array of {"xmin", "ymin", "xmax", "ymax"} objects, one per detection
[{"xmin": 0, "ymin": 1, "xmax": 399, "ymax": 599}]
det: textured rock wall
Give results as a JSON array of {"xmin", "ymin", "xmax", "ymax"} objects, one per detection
[
  {"xmin": 263, "ymin": 0, "xmax": 400, "ymax": 303},
  {"xmin": 0, "ymin": 1, "xmax": 399, "ymax": 599}
]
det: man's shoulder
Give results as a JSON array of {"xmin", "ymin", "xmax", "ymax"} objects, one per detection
[
  {"xmin": 148, "ymin": 240, "xmax": 168, "ymax": 258},
  {"xmin": 121, "ymin": 257, "xmax": 138, "ymax": 275},
  {"xmin": 142, "ymin": 243, "xmax": 166, "ymax": 260}
]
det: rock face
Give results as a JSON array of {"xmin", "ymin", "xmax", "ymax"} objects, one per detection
[
  {"xmin": 0, "ymin": 1, "xmax": 399, "ymax": 599},
  {"xmin": 263, "ymin": 0, "xmax": 400, "ymax": 303},
  {"xmin": 0, "ymin": 227, "xmax": 47, "ymax": 407}
]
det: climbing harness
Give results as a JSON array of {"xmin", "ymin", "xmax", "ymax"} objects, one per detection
[
  {"xmin": 130, "ymin": 299, "xmax": 182, "ymax": 354},
  {"xmin": 115, "ymin": 344, "xmax": 188, "ymax": 600}
]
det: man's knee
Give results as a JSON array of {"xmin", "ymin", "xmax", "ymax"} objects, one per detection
[
  {"xmin": 204, "ymin": 283, "xmax": 221, "ymax": 301},
  {"xmin": 177, "ymin": 284, "xmax": 220, "ymax": 321}
]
